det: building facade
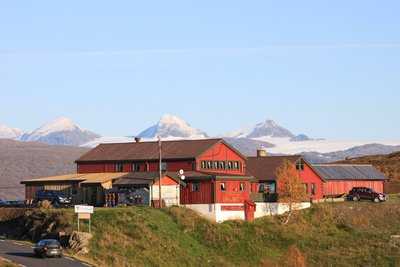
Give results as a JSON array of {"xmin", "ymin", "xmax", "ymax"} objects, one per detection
[{"xmin": 21, "ymin": 138, "xmax": 387, "ymax": 222}]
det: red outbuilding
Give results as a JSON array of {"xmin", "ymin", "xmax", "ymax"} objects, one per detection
[{"xmin": 311, "ymin": 164, "xmax": 387, "ymax": 196}]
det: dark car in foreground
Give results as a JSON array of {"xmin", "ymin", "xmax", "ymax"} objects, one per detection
[
  {"xmin": 35, "ymin": 190, "xmax": 72, "ymax": 207},
  {"xmin": 347, "ymin": 187, "xmax": 387, "ymax": 202},
  {"xmin": 33, "ymin": 239, "xmax": 63, "ymax": 258}
]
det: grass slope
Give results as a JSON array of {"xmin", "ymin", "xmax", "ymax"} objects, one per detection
[{"xmin": 73, "ymin": 197, "xmax": 400, "ymax": 267}]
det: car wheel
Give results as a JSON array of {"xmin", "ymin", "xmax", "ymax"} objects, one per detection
[
  {"xmin": 352, "ymin": 196, "xmax": 359, "ymax": 201},
  {"xmin": 373, "ymin": 197, "xmax": 380, "ymax": 203}
]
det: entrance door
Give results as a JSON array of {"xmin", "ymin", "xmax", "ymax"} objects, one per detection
[{"xmin": 244, "ymin": 200, "xmax": 256, "ymax": 221}]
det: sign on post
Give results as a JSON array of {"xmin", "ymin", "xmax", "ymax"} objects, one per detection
[
  {"xmin": 74, "ymin": 205, "xmax": 94, "ymax": 233},
  {"xmin": 75, "ymin": 205, "xmax": 94, "ymax": 214}
]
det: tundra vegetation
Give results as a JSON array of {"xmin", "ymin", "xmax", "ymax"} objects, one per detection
[{"xmin": 0, "ymin": 196, "xmax": 399, "ymax": 267}]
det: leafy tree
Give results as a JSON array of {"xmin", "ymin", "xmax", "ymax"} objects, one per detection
[{"xmin": 276, "ymin": 159, "xmax": 307, "ymax": 224}]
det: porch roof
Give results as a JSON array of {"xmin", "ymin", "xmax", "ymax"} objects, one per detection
[{"xmin": 21, "ymin": 172, "xmax": 130, "ymax": 185}]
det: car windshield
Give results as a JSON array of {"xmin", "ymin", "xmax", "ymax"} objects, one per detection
[
  {"xmin": 39, "ymin": 240, "xmax": 60, "ymax": 246},
  {"xmin": 48, "ymin": 240, "xmax": 60, "ymax": 245}
]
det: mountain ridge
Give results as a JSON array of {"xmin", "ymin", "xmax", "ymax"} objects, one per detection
[
  {"xmin": 137, "ymin": 114, "xmax": 208, "ymax": 139},
  {"xmin": 20, "ymin": 117, "xmax": 100, "ymax": 146}
]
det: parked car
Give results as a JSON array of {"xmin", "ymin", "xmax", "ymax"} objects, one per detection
[
  {"xmin": 347, "ymin": 187, "xmax": 387, "ymax": 202},
  {"xmin": 0, "ymin": 199, "xmax": 10, "ymax": 207},
  {"xmin": 35, "ymin": 190, "xmax": 72, "ymax": 207},
  {"xmin": 7, "ymin": 200, "xmax": 26, "ymax": 208},
  {"xmin": 33, "ymin": 239, "xmax": 63, "ymax": 258}
]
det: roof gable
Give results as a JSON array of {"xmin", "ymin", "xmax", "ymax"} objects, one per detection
[
  {"xmin": 76, "ymin": 139, "xmax": 222, "ymax": 162},
  {"xmin": 196, "ymin": 139, "xmax": 248, "ymax": 162}
]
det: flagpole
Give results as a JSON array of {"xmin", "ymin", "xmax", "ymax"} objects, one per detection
[{"xmin": 158, "ymin": 136, "xmax": 162, "ymax": 208}]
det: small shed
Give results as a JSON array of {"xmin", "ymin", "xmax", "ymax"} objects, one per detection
[{"xmin": 312, "ymin": 164, "xmax": 388, "ymax": 196}]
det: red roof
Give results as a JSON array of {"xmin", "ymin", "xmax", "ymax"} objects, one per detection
[{"xmin": 76, "ymin": 139, "xmax": 223, "ymax": 162}]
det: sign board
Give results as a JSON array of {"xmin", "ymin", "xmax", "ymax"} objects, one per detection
[
  {"xmin": 74, "ymin": 205, "xmax": 94, "ymax": 214},
  {"xmin": 78, "ymin": 213, "xmax": 91, "ymax": 220}
]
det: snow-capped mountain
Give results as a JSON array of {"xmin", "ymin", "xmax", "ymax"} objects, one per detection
[
  {"xmin": 20, "ymin": 117, "xmax": 100, "ymax": 146},
  {"xmin": 247, "ymin": 119, "xmax": 295, "ymax": 139},
  {"xmin": 137, "ymin": 114, "xmax": 208, "ymax": 139},
  {"xmin": 226, "ymin": 119, "xmax": 311, "ymax": 141},
  {"xmin": 0, "ymin": 124, "xmax": 23, "ymax": 140},
  {"xmin": 223, "ymin": 118, "xmax": 400, "ymax": 158},
  {"xmin": 4, "ymin": 114, "xmax": 400, "ymax": 163}
]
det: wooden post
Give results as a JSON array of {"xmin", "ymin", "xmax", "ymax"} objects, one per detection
[{"xmin": 158, "ymin": 136, "xmax": 162, "ymax": 208}]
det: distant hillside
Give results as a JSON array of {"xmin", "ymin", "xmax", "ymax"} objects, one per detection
[
  {"xmin": 0, "ymin": 139, "xmax": 89, "ymax": 200},
  {"xmin": 337, "ymin": 151, "xmax": 400, "ymax": 193},
  {"xmin": 303, "ymin": 143, "xmax": 400, "ymax": 163}
]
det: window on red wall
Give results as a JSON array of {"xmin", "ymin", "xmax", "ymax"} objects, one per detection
[
  {"xmin": 213, "ymin": 161, "xmax": 218, "ymax": 169},
  {"xmin": 296, "ymin": 160, "xmax": 305, "ymax": 171},
  {"xmin": 219, "ymin": 161, "xmax": 225, "ymax": 169},
  {"xmin": 207, "ymin": 161, "xmax": 212, "ymax": 169},
  {"xmin": 201, "ymin": 161, "xmax": 206, "ymax": 169},
  {"xmin": 227, "ymin": 161, "xmax": 233, "ymax": 170},
  {"xmin": 220, "ymin": 182, "xmax": 226, "ymax": 192},
  {"xmin": 233, "ymin": 161, "xmax": 240, "ymax": 170},
  {"xmin": 303, "ymin": 183, "xmax": 308, "ymax": 194},
  {"xmin": 192, "ymin": 182, "xmax": 200, "ymax": 192},
  {"xmin": 240, "ymin": 182, "xmax": 245, "ymax": 191},
  {"xmin": 311, "ymin": 183, "xmax": 316, "ymax": 195},
  {"xmin": 132, "ymin": 163, "xmax": 140, "ymax": 172},
  {"xmin": 115, "ymin": 163, "xmax": 123, "ymax": 172}
]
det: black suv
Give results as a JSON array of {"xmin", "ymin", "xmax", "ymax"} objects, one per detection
[
  {"xmin": 347, "ymin": 187, "xmax": 387, "ymax": 203},
  {"xmin": 35, "ymin": 190, "xmax": 72, "ymax": 206}
]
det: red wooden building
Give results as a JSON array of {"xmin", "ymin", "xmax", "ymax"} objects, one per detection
[
  {"xmin": 21, "ymin": 138, "xmax": 387, "ymax": 221},
  {"xmin": 312, "ymin": 164, "xmax": 387, "ymax": 196},
  {"xmin": 75, "ymin": 138, "xmax": 256, "ymax": 221}
]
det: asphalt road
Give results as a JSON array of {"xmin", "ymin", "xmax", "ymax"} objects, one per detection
[{"xmin": 0, "ymin": 239, "xmax": 90, "ymax": 267}]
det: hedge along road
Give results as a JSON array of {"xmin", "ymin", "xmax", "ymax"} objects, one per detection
[{"xmin": 0, "ymin": 239, "xmax": 90, "ymax": 267}]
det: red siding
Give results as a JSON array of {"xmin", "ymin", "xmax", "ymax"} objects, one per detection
[
  {"xmin": 300, "ymin": 163, "xmax": 324, "ymax": 200},
  {"xmin": 251, "ymin": 182, "xmax": 258, "ymax": 193},
  {"xmin": 78, "ymin": 163, "xmax": 107, "ymax": 173},
  {"xmin": 148, "ymin": 160, "xmax": 194, "ymax": 172},
  {"xmin": 323, "ymin": 180, "xmax": 384, "ymax": 196},
  {"xmin": 78, "ymin": 160, "xmax": 194, "ymax": 174},
  {"xmin": 166, "ymin": 161, "xmax": 195, "ymax": 172},
  {"xmin": 251, "ymin": 163, "xmax": 325, "ymax": 200},
  {"xmin": 196, "ymin": 142, "xmax": 246, "ymax": 175},
  {"xmin": 215, "ymin": 180, "xmax": 251, "ymax": 203},
  {"xmin": 180, "ymin": 180, "xmax": 214, "ymax": 204}
]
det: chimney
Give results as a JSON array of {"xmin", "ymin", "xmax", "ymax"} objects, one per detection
[
  {"xmin": 134, "ymin": 137, "xmax": 141, "ymax": 143},
  {"xmin": 257, "ymin": 148, "xmax": 268, "ymax": 157}
]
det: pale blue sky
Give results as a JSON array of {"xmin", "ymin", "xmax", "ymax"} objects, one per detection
[{"xmin": 0, "ymin": 1, "xmax": 399, "ymax": 139}]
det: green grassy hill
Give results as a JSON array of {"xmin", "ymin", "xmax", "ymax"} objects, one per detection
[
  {"xmin": 80, "ymin": 198, "xmax": 400, "ymax": 267},
  {"xmin": 1, "ymin": 197, "xmax": 400, "ymax": 267}
]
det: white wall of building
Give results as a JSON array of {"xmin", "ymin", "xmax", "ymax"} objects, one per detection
[
  {"xmin": 183, "ymin": 202, "xmax": 311, "ymax": 222},
  {"xmin": 215, "ymin": 204, "xmax": 245, "ymax": 223},
  {"xmin": 183, "ymin": 204, "xmax": 216, "ymax": 221},
  {"xmin": 254, "ymin": 202, "xmax": 311, "ymax": 218},
  {"xmin": 151, "ymin": 185, "xmax": 180, "ymax": 207}
]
